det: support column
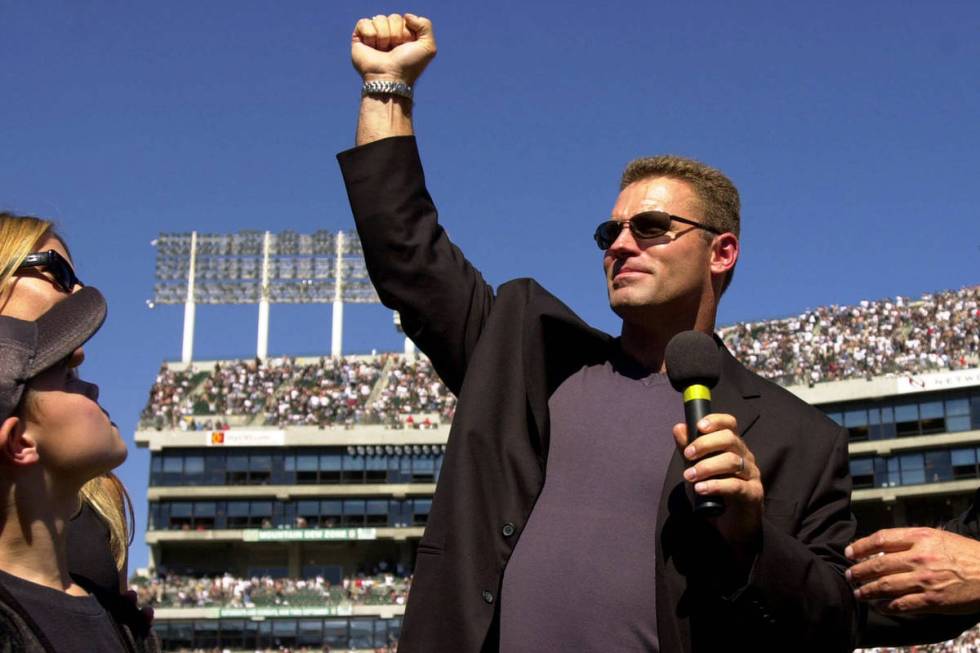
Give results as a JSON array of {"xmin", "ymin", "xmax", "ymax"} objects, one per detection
[
  {"xmin": 256, "ymin": 231, "xmax": 271, "ymax": 360},
  {"xmin": 287, "ymin": 542, "xmax": 302, "ymax": 578},
  {"xmin": 331, "ymin": 231, "xmax": 345, "ymax": 358},
  {"xmin": 181, "ymin": 231, "xmax": 197, "ymax": 364}
]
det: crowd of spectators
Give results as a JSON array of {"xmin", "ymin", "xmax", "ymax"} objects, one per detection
[
  {"xmin": 858, "ymin": 623, "xmax": 980, "ymax": 652},
  {"xmin": 366, "ymin": 357, "xmax": 456, "ymax": 428},
  {"xmin": 140, "ymin": 286, "xmax": 978, "ymax": 430},
  {"xmin": 720, "ymin": 286, "xmax": 978, "ymax": 386},
  {"xmin": 132, "ymin": 571, "xmax": 411, "ymax": 610}
]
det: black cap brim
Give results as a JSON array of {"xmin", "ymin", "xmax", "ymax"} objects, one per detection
[{"xmin": 28, "ymin": 287, "xmax": 107, "ymax": 377}]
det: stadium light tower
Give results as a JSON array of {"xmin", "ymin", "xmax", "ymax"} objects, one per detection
[{"xmin": 151, "ymin": 230, "xmax": 380, "ymax": 362}]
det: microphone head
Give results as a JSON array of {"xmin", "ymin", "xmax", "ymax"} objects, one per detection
[{"xmin": 665, "ymin": 330, "xmax": 722, "ymax": 392}]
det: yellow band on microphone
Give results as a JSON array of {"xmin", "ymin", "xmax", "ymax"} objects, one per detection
[{"xmin": 683, "ymin": 384, "xmax": 711, "ymax": 402}]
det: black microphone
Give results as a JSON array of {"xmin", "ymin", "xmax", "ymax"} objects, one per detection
[{"xmin": 665, "ymin": 330, "xmax": 724, "ymax": 517}]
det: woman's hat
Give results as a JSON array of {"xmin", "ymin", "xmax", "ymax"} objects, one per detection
[{"xmin": 0, "ymin": 287, "xmax": 107, "ymax": 421}]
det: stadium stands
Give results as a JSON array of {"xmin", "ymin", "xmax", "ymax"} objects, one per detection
[
  {"xmin": 140, "ymin": 286, "xmax": 978, "ymax": 431},
  {"xmin": 132, "ymin": 572, "xmax": 410, "ymax": 610}
]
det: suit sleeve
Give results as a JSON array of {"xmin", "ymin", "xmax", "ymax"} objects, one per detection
[
  {"xmin": 337, "ymin": 136, "xmax": 494, "ymax": 395},
  {"xmin": 736, "ymin": 424, "xmax": 861, "ymax": 650}
]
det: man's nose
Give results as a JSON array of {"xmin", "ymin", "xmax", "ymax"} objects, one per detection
[{"xmin": 607, "ymin": 223, "xmax": 640, "ymax": 254}]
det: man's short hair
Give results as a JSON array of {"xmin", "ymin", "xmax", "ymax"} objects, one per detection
[{"xmin": 619, "ymin": 155, "xmax": 740, "ymax": 293}]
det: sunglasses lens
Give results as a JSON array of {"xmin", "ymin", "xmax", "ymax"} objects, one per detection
[
  {"xmin": 594, "ymin": 221, "xmax": 621, "ymax": 250},
  {"xmin": 630, "ymin": 211, "xmax": 671, "ymax": 239}
]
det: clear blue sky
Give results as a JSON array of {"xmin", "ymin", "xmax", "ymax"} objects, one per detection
[{"xmin": 1, "ymin": 1, "xmax": 977, "ymax": 571}]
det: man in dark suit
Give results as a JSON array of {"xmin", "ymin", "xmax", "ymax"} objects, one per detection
[{"xmin": 338, "ymin": 13, "xmax": 858, "ymax": 652}]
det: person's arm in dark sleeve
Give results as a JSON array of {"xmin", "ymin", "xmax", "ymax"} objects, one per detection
[{"xmin": 338, "ymin": 14, "xmax": 493, "ymax": 394}]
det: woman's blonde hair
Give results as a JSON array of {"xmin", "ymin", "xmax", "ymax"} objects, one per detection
[
  {"xmin": 80, "ymin": 473, "xmax": 136, "ymax": 572},
  {"xmin": 0, "ymin": 212, "xmax": 54, "ymax": 301}
]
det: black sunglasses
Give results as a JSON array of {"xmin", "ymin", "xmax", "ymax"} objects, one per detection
[
  {"xmin": 593, "ymin": 211, "xmax": 722, "ymax": 250},
  {"xmin": 17, "ymin": 250, "xmax": 83, "ymax": 292}
]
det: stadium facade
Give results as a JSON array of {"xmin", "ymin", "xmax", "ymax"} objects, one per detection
[{"xmin": 135, "ymin": 360, "xmax": 980, "ymax": 651}]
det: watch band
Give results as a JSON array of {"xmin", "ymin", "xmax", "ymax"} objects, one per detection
[{"xmin": 361, "ymin": 79, "xmax": 414, "ymax": 101}]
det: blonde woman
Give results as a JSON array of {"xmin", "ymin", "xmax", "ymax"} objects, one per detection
[{"xmin": 0, "ymin": 212, "xmax": 134, "ymax": 593}]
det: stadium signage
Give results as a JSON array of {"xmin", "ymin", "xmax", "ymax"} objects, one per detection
[
  {"xmin": 896, "ymin": 368, "xmax": 980, "ymax": 395},
  {"xmin": 218, "ymin": 606, "xmax": 353, "ymax": 618},
  {"xmin": 242, "ymin": 528, "xmax": 378, "ymax": 542},
  {"xmin": 207, "ymin": 430, "xmax": 285, "ymax": 447}
]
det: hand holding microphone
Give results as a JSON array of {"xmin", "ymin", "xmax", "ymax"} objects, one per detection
[{"xmin": 666, "ymin": 331, "xmax": 764, "ymax": 547}]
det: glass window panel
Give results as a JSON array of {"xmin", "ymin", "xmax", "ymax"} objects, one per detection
[
  {"xmin": 170, "ymin": 502, "xmax": 192, "ymax": 517},
  {"xmin": 952, "ymin": 448, "xmax": 976, "ymax": 466},
  {"xmin": 924, "ymin": 450, "xmax": 952, "ymax": 483},
  {"xmin": 298, "ymin": 500, "xmax": 319, "ymax": 516},
  {"xmin": 366, "ymin": 500, "xmax": 388, "ymax": 514},
  {"xmin": 151, "ymin": 456, "xmax": 163, "ymax": 473},
  {"xmin": 826, "ymin": 412, "xmax": 844, "ymax": 426},
  {"xmin": 350, "ymin": 620, "xmax": 373, "ymax": 648},
  {"xmin": 227, "ymin": 501, "xmax": 250, "ymax": 516},
  {"xmin": 228, "ymin": 454, "xmax": 248, "ymax": 471},
  {"xmin": 250, "ymin": 454, "xmax": 272, "ymax": 471},
  {"xmin": 850, "ymin": 459, "xmax": 873, "ymax": 475},
  {"xmin": 946, "ymin": 398, "xmax": 970, "ymax": 416},
  {"xmin": 894, "ymin": 402, "xmax": 918, "ymax": 423},
  {"xmin": 320, "ymin": 454, "xmax": 342, "ymax": 470},
  {"xmin": 195, "ymin": 502, "xmax": 216, "ymax": 517},
  {"xmin": 345, "ymin": 499, "xmax": 366, "ymax": 515},
  {"xmin": 272, "ymin": 620, "xmax": 297, "ymax": 635},
  {"xmin": 324, "ymin": 621, "xmax": 348, "ymax": 647},
  {"xmin": 344, "ymin": 455, "xmax": 365, "ymax": 472},
  {"xmin": 844, "ymin": 408, "xmax": 868, "ymax": 427},
  {"xmin": 184, "ymin": 456, "xmax": 204, "ymax": 474},
  {"xmin": 920, "ymin": 400, "xmax": 944, "ymax": 420},
  {"xmin": 899, "ymin": 453, "xmax": 925, "ymax": 485},
  {"xmin": 163, "ymin": 456, "xmax": 183, "ymax": 473},
  {"xmin": 947, "ymin": 415, "xmax": 971, "ymax": 433},
  {"xmin": 297, "ymin": 455, "xmax": 318, "ymax": 471},
  {"xmin": 251, "ymin": 501, "xmax": 273, "ymax": 516}
]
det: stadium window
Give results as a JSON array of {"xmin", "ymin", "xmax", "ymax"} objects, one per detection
[
  {"xmin": 844, "ymin": 407, "xmax": 869, "ymax": 441},
  {"xmin": 877, "ymin": 406, "xmax": 897, "ymax": 439},
  {"xmin": 163, "ymin": 454, "xmax": 183, "ymax": 484},
  {"xmin": 434, "ymin": 453, "xmax": 445, "ymax": 482},
  {"xmin": 226, "ymin": 501, "xmax": 250, "ymax": 528},
  {"xmin": 324, "ymin": 621, "xmax": 348, "ymax": 648},
  {"xmin": 170, "ymin": 501, "xmax": 193, "ymax": 530},
  {"xmin": 924, "ymin": 450, "xmax": 953, "ymax": 483},
  {"xmin": 320, "ymin": 453, "xmax": 342, "ymax": 483},
  {"xmin": 322, "ymin": 500, "xmax": 342, "ymax": 528},
  {"xmin": 899, "ymin": 453, "xmax": 926, "ymax": 486},
  {"xmin": 249, "ymin": 453, "xmax": 272, "ymax": 484},
  {"xmin": 952, "ymin": 448, "xmax": 978, "ymax": 479},
  {"xmin": 297, "ymin": 500, "xmax": 319, "ymax": 527},
  {"xmin": 919, "ymin": 399, "xmax": 946, "ymax": 435},
  {"xmin": 226, "ymin": 454, "xmax": 249, "ymax": 485},
  {"xmin": 894, "ymin": 402, "xmax": 920, "ymax": 437},
  {"xmin": 194, "ymin": 502, "xmax": 216, "ymax": 530},
  {"xmin": 195, "ymin": 620, "xmax": 219, "ymax": 649},
  {"xmin": 251, "ymin": 501, "xmax": 274, "ymax": 528},
  {"xmin": 298, "ymin": 620, "xmax": 323, "ymax": 647},
  {"xmin": 412, "ymin": 499, "xmax": 432, "ymax": 526},
  {"xmin": 243, "ymin": 621, "xmax": 260, "ymax": 650},
  {"xmin": 296, "ymin": 454, "xmax": 318, "ymax": 484},
  {"xmin": 946, "ymin": 397, "xmax": 972, "ymax": 433},
  {"xmin": 272, "ymin": 620, "xmax": 298, "ymax": 647},
  {"xmin": 971, "ymin": 394, "xmax": 980, "ymax": 429},
  {"xmin": 219, "ymin": 621, "xmax": 246, "ymax": 650},
  {"xmin": 365, "ymin": 499, "xmax": 389, "ymax": 526},
  {"xmin": 342, "ymin": 454, "xmax": 366, "ymax": 483},
  {"xmin": 184, "ymin": 455, "xmax": 205, "ymax": 479},
  {"xmin": 850, "ymin": 458, "xmax": 874, "ymax": 489},
  {"xmin": 389, "ymin": 455, "xmax": 408, "ymax": 483},
  {"xmin": 204, "ymin": 451, "xmax": 225, "ymax": 484},
  {"xmin": 874, "ymin": 457, "xmax": 899, "ymax": 488},
  {"xmin": 350, "ymin": 620, "xmax": 374, "ymax": 649},
  {"xmin": 342, "ymin": 499, "xmax": 366, "ymax": 526},
  {"xmin": 412, "ymin": 456, "xmax": 436, "ymax": 482},
  {"xmin": 365, "ymin": 454, "xmax": 388, "ymax": 482},
  {"xmin": 825, "ymin": 410, "xmax": 844, "ymax": 426},
  {"xmin": 150, "ymin": 455, "xmax": 163, "ymax": 484}
]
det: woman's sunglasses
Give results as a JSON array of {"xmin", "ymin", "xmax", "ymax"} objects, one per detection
[
  {"xmin": 593, "ymin": 210, "xmax": 721, "ymax": 250},
  {"xmin": 17, "ymin": 250, "xmax": 83, "ymax": 292}
]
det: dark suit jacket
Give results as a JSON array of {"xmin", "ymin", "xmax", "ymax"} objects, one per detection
[{"xmin": 339, "ymin": 136, "xmax": 859, "ymax": 653}]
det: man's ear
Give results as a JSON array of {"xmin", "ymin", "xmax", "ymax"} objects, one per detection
[
  {"xmin": 0, "ymin": 416, "xmax": 39, "ymax": 467},
  {"xmin": 710, "ymin": 233, "xmax": 739, "ymax": 276}
]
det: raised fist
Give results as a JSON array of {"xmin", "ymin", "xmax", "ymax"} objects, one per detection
[{"xmin": 352, "ymin": 13, "xmax": 436, "ymax": 84}]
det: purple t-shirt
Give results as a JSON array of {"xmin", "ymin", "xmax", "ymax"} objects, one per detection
[{"xmin": 499, "ymin": 356, "xmax": 682, "ymax": 652}]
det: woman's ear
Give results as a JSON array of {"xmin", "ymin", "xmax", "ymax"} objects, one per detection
[{"xmin": 0, "ymin": 416, "xmax": 39, "ymax": 467}]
